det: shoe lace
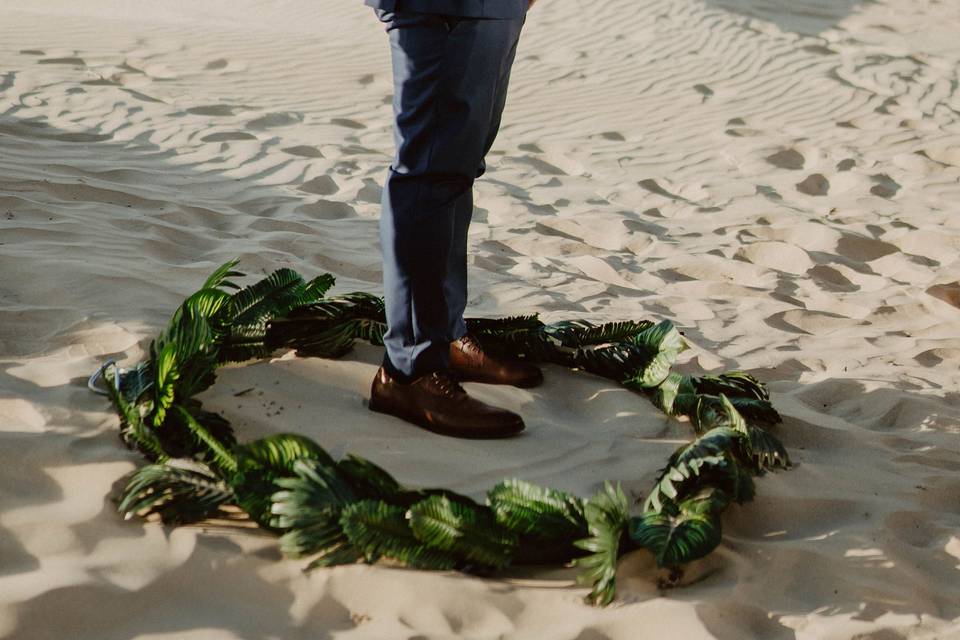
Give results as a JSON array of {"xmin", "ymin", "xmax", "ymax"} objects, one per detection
[
  {"xmin": 459, "ymin": 334, "xmax": 483, "ymax": 355},
  {"xmin": 428, "ymin": 371, "xmax": 466, "ymax": 398}
]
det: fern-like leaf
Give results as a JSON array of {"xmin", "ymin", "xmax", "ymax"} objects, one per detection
[
  {"xmin": 573, "ymin": 482, "xmax": 631, "ymax": 606},
  {"xmin": 408, "ymin": 495, "xmax": 518, "ymax": 569},
  {"xmin": 118, "ymin": 460, "xmax": 235, "ymax": 525},
  {"xmin": 487, "ymin": 479, "xmax": 587, "ymax": 539},
  {"xmin": 337, "ymin": 455, "xmax": 403, "ymax": 500},
  {"xmin": 201, "ymin": 258, "xmax": 243, "ymax": 291},
  {"xmin": 340, "ymin": 500, "xmax": 458, "ymax": 569}
]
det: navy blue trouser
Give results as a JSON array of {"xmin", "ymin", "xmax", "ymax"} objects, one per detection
[{"xmin": 375, "ymin": 9, "xmax": 525, "ymax": 379}]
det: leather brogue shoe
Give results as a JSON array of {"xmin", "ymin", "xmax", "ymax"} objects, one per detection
[
  {"xmin": 369, "ymin": 367, "xmax": 525, "ymax": 439},
  {"xmin": 450, "ymin": 334, "xmax": 544, "ymax": 388}
]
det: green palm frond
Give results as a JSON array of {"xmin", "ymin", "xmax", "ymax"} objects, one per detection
[
  {"xmin": 545, "ymin": 320, "xmax": 654, "ymax": 349},
  {"xmin": 571, "ymin": 342, "xmax": 657, "ymax": 382},
  {"xmin": 487, "ymin": 479, "xmax": 587, "ymax": 539},
  {"xmin": 337, "ymin": 455, "xmax": 403, "ymax": 501},
  {"xmin": 629, "ymin": 489, "xmax": 724, "ymax": 567},
  {"xmin": 106, "ymin": 364, "xmax": 166, "ymax": 461},
  {"xmin": 340, "ymin": 500, "xmax": 458, "ymax": 569},
  {"xmin": 408, "ymin": 495, "xmax": 518, "ymax": 569},
  {"xmin": 271, "ymin": 459, "xmax": 356, "ymax": 530},
  {"xmin": 687, "ymin": 395, "xmax": 788, "ymax": 471},
  {"xmin": 230, "ymin": 434, "xmax": 337, "ymax": 525},
  {"xmin": 691, "ymin": 372, "xmax": 780, "ymax": 424},
  {"xmin": 304, "ymin": 542, "xmax": 363, "ymax": 569},
  {"xmin": 169, "ymin": 405, "xmax": 237, "ymax": 475},
  {"xmin": 466, "ymin": 315, "xmax": 544, "ymax": 335},
  {"xmin": 271, "ymin": 460, "xmax": 356, "ymax": 558},
  {"xmin": 694, "ymin": 371, "xmax": 769, "ymax": 401},
  {"xmin": 574, "ymin": 482, "xmax": 631, "ymax": 606},
  {"xmin": 151, "ymin": 343, "xmax": 179, "ymax": 427},
  {"xmin": 201, "ymin": 258, "xmax": 243, "ymax": 291},
  {"xmin": 184, "ymin": 288, "xmax": 234, "ymax": 323},
  {"xmin": 643, "ymin": 422, "xmax": 753, "ymax": 514},
  {"xmin": 237, "ymin": 433, "xmax": 335, "ymax": 473},
  {"xmin": 226, "ymin": 268, "xmax": 328, "ymax": 334},
  {"xmin": 267, "ymin": 292, "xmax": 387, "ymax": 356},
  {"xmin": 745, "ymin": 424, "xmax": 791, "ymax": 471},
  {"xmin": 118, "ymin": 460, "xmax": 235, "ymax": 525}
]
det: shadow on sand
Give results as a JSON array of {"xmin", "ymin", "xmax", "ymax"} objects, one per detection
[{"xmin": 701, "ymin": 0, "xmax": 867, "ymax": 36}]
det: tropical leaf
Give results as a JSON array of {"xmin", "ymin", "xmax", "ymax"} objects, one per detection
[
  {"xmin": 573, "ymin": 482, "xmax": 631, "ymax": 606},
  {"xmin": 745, "ymin": 424, "xmax": 791, "ymax": 471},
  {"xmin": 650, "ymin": 373, "xmax": 697, "ymax": 415},
  {"xmin": 487, "ymin": 479, "xmax": 587, "ymax": 539},
  {"xmin": 466, "ymin": 314, "xmax": 543, "ymax": 336},
  {"xmin": 408, "ymin": 495, "xmax": 518, "ymax": 569},
  {"xmin": 201, "ymin": 258, "xmax": 243, "ymax": 291},
  {"xmin": 151, "ymin": 342, "xmax": 178, "ymax": 427},
  {"xmin": 267, "ymin": 292, "xmax": 387, "ymax": 356},
  {"xmin": 304, "ymin": 542, "xmax": 363, "ymax": 569},
  {"xmin": 337, "ymin": 455, "xmax": 403, "ymax": 501},
  {"xmin": 271, "ymin": 460, "xmax": 357, "ymax": 558},
  {"xmin": 632, "ymin": 319, "xmax": 686, "ymax": 356},
  {"xmin": 572, "ymin": 342, "xmax": 656, "ymax": 382},
  {"xmin": 694, "ymin": 371, "xmax": 769, "ymax": 402},
  {"xmin": 184, "ymin": 288, "xmax": 233, "ymax": 323},
  {"xmin": 237, "ymin": 433, "xmax": 335, "ymax": 473},
  {"xmin": 229, "ymin": 434, "xmax": 337, "ymax": 526},
  {"xmin": 118, "ymin": 460, "xmax": 235, "ymax": 525},
  {"xmin": 227, "ymin": 268, "xmax": 323, "ymax": 334},
  {"xmin": 340, "ymin": 500, "xmax": 458, "ymax": 570},
  {"xmin": 625, "ymin": 350, "xmax": 677, "ymax": 389},
  {"xmin": 642, "ymin": 422, "xmax": 755, "ymax": 514},
  {"xmin": 106, "ymin": 364, "xmax": 166, "ymax": 461},
  {"xmin": 170, "ymin": 405, "xmax": 237, "ymax": 474},
  {"xmin": 279, "ymin": 521, "xmax": 349, "ymax": 560},
  {"xmin": 629, "ymin": 491, "xmax": 723, "ymax": 567},
  {"xmin": 271, "ymin": 459, "xmax": 356, "ymax": 530}
]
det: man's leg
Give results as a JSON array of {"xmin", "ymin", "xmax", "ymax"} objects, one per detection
[
  {"xmin": 446, "ymin": 19, "xmax": 524, "ymax": 342},
  {"xmin": 379, "ymin": 12, "xmax": 525, "ymax": 379}
]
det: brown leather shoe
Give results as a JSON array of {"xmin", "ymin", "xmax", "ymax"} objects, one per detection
[
  {"xmin": 369, "ymin": 367, "xmax": 525, "ymax": 439},
  {"xmin": 449, "ymin": 334, "xmax": 544, "ymax": 388}
]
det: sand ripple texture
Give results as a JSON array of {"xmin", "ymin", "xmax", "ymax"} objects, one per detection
[{"xmin": 1, "ymin": 1, "xmax": 959, "ymax": 639}]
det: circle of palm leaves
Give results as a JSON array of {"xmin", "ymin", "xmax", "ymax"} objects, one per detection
[{"xmin": 94, "ymin": 259, "xmax": 791, "ymax": 606}]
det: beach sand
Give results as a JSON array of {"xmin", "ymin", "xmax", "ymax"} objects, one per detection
[{"xmin": 1, "ymin": 0, "xmax": 959, "ymax": 638}]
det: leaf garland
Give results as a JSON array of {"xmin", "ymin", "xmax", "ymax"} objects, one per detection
[{"xmin": 97, "ymin": 259, "xmax": 792, "ymax": 606}]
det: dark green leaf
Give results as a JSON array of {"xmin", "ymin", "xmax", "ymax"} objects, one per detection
[
  {"xmin": 573, "ymin": 482, "xmax": 631, "ymax": 606},
  {"xmin": 408, "ymin": 495, "xmax": 518, "ymax": 569},
  {"xmin": 340, "ymin": 500, "xmax": 458, "ymax": 569}
]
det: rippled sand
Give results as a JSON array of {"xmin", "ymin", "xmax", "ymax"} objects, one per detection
[{"xmin": 2, "ymin": 1, "xmax": 959, "ymax": 638}]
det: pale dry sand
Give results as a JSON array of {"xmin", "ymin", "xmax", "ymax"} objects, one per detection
[{"xmin": 2, "ymin": 1, "xmax": 960, "ymax": 638}]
